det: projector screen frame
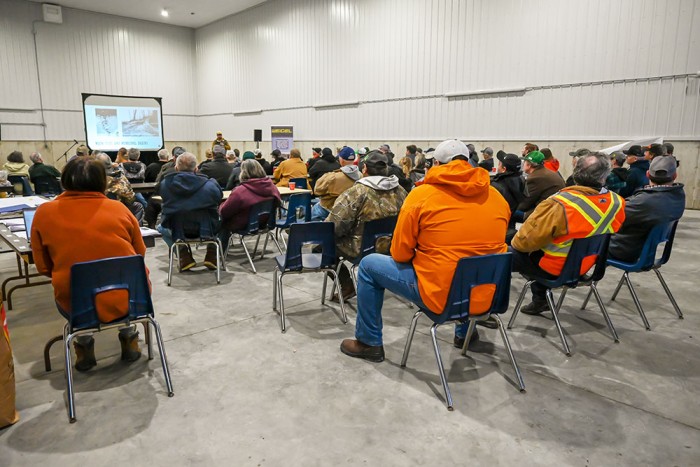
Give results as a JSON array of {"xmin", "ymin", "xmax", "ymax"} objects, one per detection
[{"xmin": 81, "ymin": 92, "xmax": 165, "ymax": 152}]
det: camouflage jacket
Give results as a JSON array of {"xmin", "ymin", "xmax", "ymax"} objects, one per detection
[
  {"xmin": 106, "ymin": 169, "xmax": 136, "ymax": 204},
  {"xmin": 327, "ymin": 175, "xmax": 407, "ymax": 259}
]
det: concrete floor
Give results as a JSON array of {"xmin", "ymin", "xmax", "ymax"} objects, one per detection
[{"xmin": 1, "ymin": 211, "xmax": 699, "ymax": 466}]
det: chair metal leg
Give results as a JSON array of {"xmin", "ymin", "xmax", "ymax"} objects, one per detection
[
  {"xmin": 400, "ymin": 311, "xmax": 423, "ymax": 367},
  {"xmin": 554, "ymin": 287, "xmax": 568, "ymax": 313},
  {"xmin": 273, "ymin": 268, "xmax": 279, "ymax": 312},
  {"xmin": 217, "ymin": 239, "xmax": 227, "ymax": 272},
  {"xmin": 325, "ymin": 269, "xmax": 347, "ymax": 324},
  {"xmin": 611, "ymin": 273, "xmax": 626, "ymax": 301},
  {"xmin": 167, "ymin": 243, "xmax": 176, "ymax": 286},
  {"xmin": 429, "ymin": 324, "xmax": 453, "ymax": 411},
  {"xmin": 240, "ymin": 237, "xmax": 257, "ymax": 273},
  {"xmin": 63, "ymin": 325, "xmax": 77, "ymax": 423},
  {"xmin": 654, "ymin": 268, "xmax": 684, "ymax": 319},
  {"xmin": 350, "ymin": 263, "xmax": 359, "ymax": 293},
  {"xmin": 321, "ymin": 270, "xmax": 329, "ymax": 305},
  {"xmin": 590, "ymin": 283, "xmax": 619, "ymax": 343},
  {"xmin": 546, "ymin": 289, "xmax": 571, "ymax": 356},
  {"xmin": 460, "ymin": 320, "xmax": 478, "ymax": 356},
  {"xmin": 624, "ymin": 273, "xmax": 651, "ymax": 330},
  {"xmin": 148, "ymin": 316, "xmax": 174, "ymax": 397},
  {"xmin": 252, "ymin": 233, "xmax": 262, "ymax": 257},
  {"xmin": 494, "ymin": 315, "xmax": 526, "ymax": 392},
  {"xmin": 141, "ymin": 321, "xmax": 153, "ymax": 360},
  {"xmin": 278, "ymin": 272, "xmax": 286, "ymax": 333},
  {"xmin": 215, "ymin": 242, "xmax": 221, "ymax": 284},
  {"xmin": 580, "ymin": 287, "xmax": 594, "ymax": 310},
  {"xmin": 269, "ymin": 232, "xmax": 283, "ymax": 255},
  {"xmin": 507, "ymin": 280, "xmax": 532, "ymax": 329},
  {"xmin": 44, "ymin": 334, "xmax": 63, "ymax": 372},
  {"xmin": 260, "ymin": 233, "xmax": 270, "ymax": 259}
]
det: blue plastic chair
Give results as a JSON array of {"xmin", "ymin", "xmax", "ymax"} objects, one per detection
[
  {"xmin": 288, "ymin": 177, "xmax": 308, "ymax": 189},
  {"xmin": 594, "ymin": 220, "xmax": 682, "ymax": 330},
  {"xmin": 401, "ymin": 253, "xmax": 525, "ymax": 410},
  {"xmin": 166, "ymin": 208, "xmax": 225, "ymax": 285},
  {"xmin": 275, "ymin": 192, "xmax": 312, "ymax": 248},
  {"xmin": 8, "ymin": 175, "xmax": 34, "ymax": 196},
  {"xmin": 43, "ymin": 255, "xmax": 174, "ymax": 423},
  {"xmin": 227, "ymin": 199, "xmax": 282, "ymax": 273},
  {"xmin": 508, "ymin": 234, "xmax": 616, "ymax": 356},
  {"xmin": 272, "ymin": 222, "xmax": 347, "ymax": 332}
]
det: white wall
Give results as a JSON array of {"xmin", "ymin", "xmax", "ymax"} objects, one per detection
[
  {"xmin": 195, "ymin": 0, "xmax": 700, "ymax": 142},
  {"xmin": 0, "ymin": 0, "xmax": 197, "ymax": 141}
]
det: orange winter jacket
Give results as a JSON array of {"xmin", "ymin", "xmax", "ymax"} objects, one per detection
[
  {"xmin": 31, "ymin": 191, "xmax": 148, "ymax": 322},
  {"xmin": 391, "ymin": 160, "xmax": 510, "ymax": 314}
]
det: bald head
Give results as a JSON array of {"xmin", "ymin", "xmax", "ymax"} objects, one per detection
[
  {"xmin": 175, "ymin": 152, "xmax": 197, "ymax": 172},
  {"xmin": 572, "ymin": 152, "xmax": 611, "ymax": 188}
]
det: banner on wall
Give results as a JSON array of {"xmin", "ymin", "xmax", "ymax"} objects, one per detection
[{"xmin": 271, "ymin": 126, "xmax": 293, "ymax": 155}]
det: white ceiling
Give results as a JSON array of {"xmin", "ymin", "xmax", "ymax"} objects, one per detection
[{"xmin": 29, "ymin": 0, "xmax": 268, "ymax": 28}]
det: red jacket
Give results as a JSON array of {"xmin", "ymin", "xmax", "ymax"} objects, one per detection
[{"xmin": 219, "ymin": 177, "xmax": 281, "ymax": 232}]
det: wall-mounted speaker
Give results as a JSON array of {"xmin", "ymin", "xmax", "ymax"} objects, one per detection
[
  {"xmin": 253, "ymin": 129, "xmax": 262, "ymax": 142},
  {"xmin": 42, "ymin": 3, "xmax": 63, "ymax": 24}
]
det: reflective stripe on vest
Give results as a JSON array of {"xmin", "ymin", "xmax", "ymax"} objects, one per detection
[{"xmin": 541, "ymin": 191, "xmax": 623, "ymax": 258}]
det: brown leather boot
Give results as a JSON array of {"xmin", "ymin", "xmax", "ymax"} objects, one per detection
[
  {"xmin": 118, "ymin": 329, "xmax": 141, "ymax": 363},
  {"xmin": 340, "ymin": 339, "xmax": 384, "ymax": 362},
  {"xmin": 178, "ymin": 245, "xmax": 196, "ymax": 271},
  {"xmin": 73, "ymin": 337, "xmax": 97, "ymax": 372},
  {"xmin": 203, "ymin": 244, "xmax": 218, "ymax": 270}
]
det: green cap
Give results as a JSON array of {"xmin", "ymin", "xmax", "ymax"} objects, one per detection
[
  {"xmin": 520, "ymin": 150, "xmax": 545, "ymax": 165},
  {"xmin": 242, "ymin": 151, "xmax": 255, "ymax": 160}
]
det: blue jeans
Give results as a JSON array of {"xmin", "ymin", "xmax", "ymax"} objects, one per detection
[
  {"xmin": 135, "ymin": 193, "xmax": 148, "ymax": 209},
  {"xmin": 355, "ymin": 254, "xmax": 427, "ymax": 347},
  {"xmin": 311, "ymin": 202, "xmax": 330, "ymax": 221},
  {"xmin": 157, "ymin": 224, "xmax": 174, "ymax": 248}
]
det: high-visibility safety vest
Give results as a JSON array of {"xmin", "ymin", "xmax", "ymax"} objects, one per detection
[{"xmin": 539, "ymin": 189, "xmax": 625, "ymax": 276}]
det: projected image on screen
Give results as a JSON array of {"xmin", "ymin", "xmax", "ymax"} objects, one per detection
[{"xmin": 83, "ymin": 93, "xmax": 164, "ymax": 151}]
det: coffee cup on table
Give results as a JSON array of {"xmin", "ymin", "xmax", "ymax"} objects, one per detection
[{"xmin": 288, "ymin": 181, "xmax": 296, "ymax": 190}]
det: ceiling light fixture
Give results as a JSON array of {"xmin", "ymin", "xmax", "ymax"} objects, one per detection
[{"xmin": 161, "ymin": 9, "xmax": 169, "ymax": 17}]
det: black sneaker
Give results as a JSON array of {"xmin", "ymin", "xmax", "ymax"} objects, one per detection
[
  {"xmin": 453, "ymin": 329, "xmax": 479, "ymax": 349},
  {"xmin": 521, "ymin": 300, "xmax": 549, "ymax": 316}
]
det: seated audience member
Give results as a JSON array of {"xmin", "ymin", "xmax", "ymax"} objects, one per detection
[
  {"xmin": 146, "ymin": 147, "xmax": 187, "ymax": 228},
  {"xmin": 312, "ymin": 149, "xmax": 361, "ymax": 221},
  {"xmin": 219, "ymin": 159, "xmax": 281, "ymax": 247},
  {"xmin": 521, "ymin": 142, "xmax": 539, "ymax": 156},
  {"xmin": 467, "ymin": 143, "xmax": 479, "ymax": 166},
  {"xmin": 97, "ymin": 153, "xmax": 144, "ymax": 222},
  {"xmin": 620, "ymin": 145, "xmax": 649, "ymax": 198},
  {"xmin": 199, "ymin": 148, "xmax": 213, "ymax": 170},
  {"xmin": 663, "ymin": 142, "xmax": 675, "ymax": 158},
  {"xmin": 155, "ymin": 146, "xmax": 186, "ymax": 183},
  {"xmin": 157, "ymin": 152, "xmax": 223, "ymax": 271},
  {"xmin": 270, "ymin": 149, "xmax": 286, "ymax": 171},
  {"xmin": 226, "ymin": 151, "xmax": 255, "ymax": 190},
  {"xmin": 255, "ymin": 150, "xmax": 274, "ymax": 175},
  {"xmin": 511, "ymin": 152, "xmax": 625, "ymax": 314},
  {"xmin": 309, "ymin": 147, "xmax": 341, "ymax": 189},
  {"xmin": 385, "ymin": 152, "xmax": 414, "ymax": 192},
  {"xmin": 273, "ymin": 148, "xmax": 308, "ymax": 187},
  {"xmin": 409, "ymin": 153, "xmax": 427, "ymax": 184},
  {"xmin": 71, "ymin": 145, "xmax": 90, "ymax": 161},
  {"xmin": 145, "ymin": 149, "xmax": 170, "ymax": 183},
  {"xmin": 516, "ymin": 150, "xmax": 565, "ymax": 220},
  {"xmin": 226, "ymin": 149, "xmax": 239, "ymax": 166},
  {"xmin": 120, "ymin": 148, "xmax": 146, "ymax": 183},
  {"xmin": 491, "ymin": 151, "xmax": 525, "ymax": 240},
  {"xmin": 565, "ymin": 148, "xmax": 589, "ymax": 186},
  {"xmin": 399, "ymin": 155, "xmax": 413, "ymax": 178},
  {"xmin": 115, "ymin": 147, "xmax": 129, "ymax": 164},
  {"xmin": 605, "ymin": 152, "xmax": 628, "ymax": 194},
  {"xmin": 28, "ymin": 152, "xmax": 61, "ymax": 182},
  {"xmin": 354, "ymin": 147, "xmax": 368, "ymax": 167},
  {"xmin": 339, "ymin": 140, "xmax": 510, "ymax": 361},
  {"xmin": 307, "ymin": 147, "xmax": 322, "ymax": 171},
  {"xmin": 327, "ymin": 151, "xmax": 407, "ymax": 298},
  {"xmin": 405, "ymin": 145, "xmax": 418, "ymax": 165},
  {"xmin": 0, "ymin": 171, "xmax": 12, "ymax": 197},
  {"xmin": 644, "ymin": 143, "xmax": 664, "ymax": 161},
  {"xmin": 4, "ymin": 151, "xmax": 30, "ymax": 177},
  {"xmin": 478, "ymin": 147, "xmax": 495, "ymax": 172},
  {"xmin": 31, "ymin": 156, "xmax": 147, "ymax": 371},
  {"xmin": 541, "ymin": 148, "xmax": 561, "ymax": 174},
  {"xmin": 201, "ymin": 144, "xmax": 234, "ymax": 188},
  {"xmin": 608, "ymin": 156, "xmax": 684, "ymax": 262}
]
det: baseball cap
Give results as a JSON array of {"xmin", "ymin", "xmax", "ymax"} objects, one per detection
[
  {"xmin": 520, "ymin": 150, "xmax": 545, "ymax": 165},
  {"xmin": 645, "ymin": 143, "xmax": 664, "ymax": 158},
  {"xmin": 76, "ymin": 145, "xmax": 89, "ymax": 156},
  {"xmin": 610, "ymin": 151, "xmax": 626, "ymax": 166},
  {"xmin": 622, "ymin": 145, "xmax": 643, "ymax": 157},
  {"xmin": 481, "ymin": 147, "xmax": 494, "ymax": 156},
  {"xmin": 648, "ymin": 155, "xmax": 677, "ymax": 182},
  {"xmin": 663, "ymin": 142, "xmax": 674, "ymax": 154},
  {"xmin": 364, "ymin": 151, "xmax": 388, "ymax": 168},
  {"xmin": 338, "ymin": 146, "xmax": 356, "ymax": 161},
  {"xmin": 216, "ymin": 131, "xmax": 222, "ymax": 135},
  {"xmin": 213, "ymin": 145, "xmax": 226, "ymax": 156},
  {"xmin": 379, "ymin": 144, "xmax": 391, "ymax": 152},
  {"xmin": 271, "ymin": 149, "xmax": 282, "ymax": 157},
  {"xmin": 433, "ymin": 139, "xmax": 469, "ymax": 164},
  {"xmin": 312, "ymin": 147, "xmax": 322, "ymax": 154},
  {"xmin": 357, "ymin": 147, "xmax": 367, "ymax": 156},
  {"xmin": 497, "ymin": 150, "xmax": 521, "ymax": 170},
  {"xmin": 172, "ymin": 146, "xmax": 186, "ymax": 157},
  {"xmin": 569, "ymin": 148, "xmax": 590, "ymax": 158},
  {"xmin": 322, "ymin": 147, "xmax": 333, "ymax": 158},
  {"xmin": 242, "ymin": 151, "xmax": 255, "ymax": 160}
]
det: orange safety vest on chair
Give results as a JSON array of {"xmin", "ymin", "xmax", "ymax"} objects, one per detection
[{"xmin": 540, "ymin": 189, "xmax": 625, "ymax": 276}]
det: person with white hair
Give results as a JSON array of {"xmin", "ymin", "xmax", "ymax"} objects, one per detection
[
  {"xmin": 157, "ymin": 152, "xmax": 223, "ymax": 271},
  {"xmin": 145, "ymin": 148, "xmax": 170, "ymax": 183},
  {"xmin": 28, "ymin": 151, "xmax": 61, "ymax": 184}
]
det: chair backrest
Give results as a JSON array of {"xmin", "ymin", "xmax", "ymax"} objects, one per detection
[
  {"xmin": 552, "ymin": 234, "xmax": 611, "ymax": 287},
  {"xmin": 69, "ymin": 255, "xmax": 154, "ymax": 330},
  {"xmin": 358, "ymin": 216, "xmax": 398, "ymax": 260},
  {"xmin": 284, "ymin": 193, "xmax": 312, "ymax": 224},
  {"xmin": 432, "ymin": 253, "xmax": 512, "ymax": 324},
  {"xmin": 32, "ymin": 175, "xmax": 63, "ymax": 195},
  {"xmin": 168, "ymin": 208, "xmax": 219, "ymax": 241},
  {"xmin": 289, "ymin": 177, "xmax": 308, "ymax": 189},
  {"xmin": 283, "ymin": 222, "xmax": 336, "ymax": 271},
  {"xmin": 635, "ymin": 220, "xmax": 679, "ymax": 270},
  {"xmin": 8, "ymin": 175, "xmax": 34, "ymax": 196},
  {"xmin": 237, "ymin": 199, "xmax": 276, "ymax": 235}
]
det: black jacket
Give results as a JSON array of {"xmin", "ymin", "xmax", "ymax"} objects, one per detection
[
  {"xmin": 200, "ymin": 158, "xmax": 234, "ymax": 188},
  {"xmin": 619, "ymin": 159, "xmax": 650, "ymax": 198},
  {"xmin": 478, "ymin": 158, "xmax": 494, "ymax": 172},
  {"xmin": 256, "ymin": 158, "xmax": 273, "ymax": 176},
  {"xmin": 388, "ymin": 164, "xmax": 413, "ymax": 192},
  {"xmin": 608, "ymin": 183, "xmax": 685, "ymax": 263},
  {"xmin": 308, "ymin": 155, "xmax": 340, "ymax": 189},
  {"xmin": 145, "ymin": 161, "xmax": 167, "ymax": 183},
  {"xmin": 491, "ymin": 171, "xmax": 525, "ymax": 213}
]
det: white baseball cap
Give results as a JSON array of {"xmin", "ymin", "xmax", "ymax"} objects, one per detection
[{"xmin": 433, "ymin": 139, "xmax": 469, "ymax": 164}]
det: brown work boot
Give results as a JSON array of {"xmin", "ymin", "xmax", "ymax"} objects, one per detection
[
  {"xmin": 73, "ymin": 337, "xmax": 97, "ymax": 372},
  {"xmin": 340, "ymin": 339, "xmax": 385, "ymax": 362},
  {"xmin": 203, "ymin": 244, "xmax": 218, "ymax": 270},
  {"xmin": 118, "ymin": 329, "xmax": 141, "ymax": 363},
  {"xmin": 178, "ymin": 245, "xmax": 196, "ymax": 271}
]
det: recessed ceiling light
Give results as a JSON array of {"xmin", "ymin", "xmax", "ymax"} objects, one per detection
[{"xmin": 161, "ymin": 9, "xmax": 169, "ymax": 17}]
